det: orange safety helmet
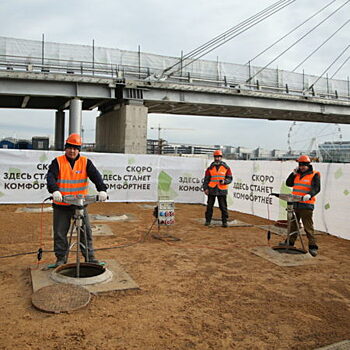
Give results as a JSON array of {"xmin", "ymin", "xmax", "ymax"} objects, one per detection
[
  {"xmin": 213, "ymin": 150, "xmax": 223, "ymax": 157},
  {"xmin": 65, "ymin": 133, "xmax": 82, "ymax": 146},
  {"xmin": 296, "ymin": 155, "xmax": 311, "ymax": 163}
]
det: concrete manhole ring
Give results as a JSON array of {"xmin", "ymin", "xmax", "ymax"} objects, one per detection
[
  {"xmin": 50, "ymin": 262, "xmax": 113, "ymax": 286},
  {"xmin": 32, "ymin": 283, "xmax": 91, "ymax": 313}
]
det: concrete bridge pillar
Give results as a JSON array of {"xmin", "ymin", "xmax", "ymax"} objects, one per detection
[
  {"xmin": 54, "ymin": 110, "xmax": 65, "ymax": 150},
  {"xmin": 69, "ymin": 98, "xmax": 82, "ymax": 136},
  {"xmin": 95, "ymin": 102, "xmax": 148, "ymax": 154}
]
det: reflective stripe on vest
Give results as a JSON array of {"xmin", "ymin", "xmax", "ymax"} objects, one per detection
[
  {"xmin": 208, "ymin": 165, "xmax": 228, "ymax": 190},
  {"xmin": 54, "ymin": 155, "xmax": 89, "ymax": 206},
  {"xmin": 292, "ymin": 171, "xmax": 319, "ymax": 204}
]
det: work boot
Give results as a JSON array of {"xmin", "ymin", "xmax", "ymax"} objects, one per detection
[
  {"xmin": 204, "ymin": 221, "xmax": 211, "ymax": 226},
  {"xmin": 308, "ymin": 245, "xmax": 318, "ymax": 257},
  {"xmin": 55, "ymin": 257, "xmax": 66, "ymax": 267},
  {"xmin": 222, "ymin": 222, "xmax": 228, "ymax": 228}
]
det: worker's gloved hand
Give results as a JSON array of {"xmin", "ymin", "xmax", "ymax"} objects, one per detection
[
  {"xmin": 98, "ymin": 191, "xmax": 107, "ymax": 202},
  {"xmin": 220, "ymin": 180, "xmax": 225, "ymax": 185},
  {"xmin": 302, "ymin": 194, "xmax": 311, "ymax": 201},
  {"xmin": 293, "ymin": 167, "xmax": 298, "ymax": 174},
  {"xmin": 52, "ymin": 191, "xmax": 62, "ymax": 202}
]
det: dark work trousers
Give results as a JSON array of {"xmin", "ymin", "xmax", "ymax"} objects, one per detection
[
  {"xmin": 205, "ymin": 194, "xmax": 228, "ymax": 223},
  {"xmin": 53, "ymin": 205, "xmax": 95, "ymax": 260},
  {"xmin": 289, "ymin": 208, "xmax": 317, "ymax": 248}
]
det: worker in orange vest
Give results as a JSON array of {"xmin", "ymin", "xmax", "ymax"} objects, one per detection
[
  {"xmin": 280, "ymin": 155, "xmax": 321, "ymax": 256},
  {"xmin": 203, "ymin": 150, "xmax": 232, "ymax": 227},
  {"xmin": 46, "ymin": 133, "xmax": 108, "ymax": 267}
]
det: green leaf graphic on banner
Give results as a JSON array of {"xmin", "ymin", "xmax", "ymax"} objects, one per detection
[
  {"xmin": 324, "ymin": 203, "xmax": 330, "ymax": 210},
  {"xmin": 344, "ymin": 189, "xmax": 349, "ymax": 196},
  {"xmin": 334, "ymin": 168, "xmax": 343, "ymax": 179},
  {"xmin": 158, "ymin": 171, "xmax": 171, "ymax": 192},
  {"xmin": 0, "ymin": 192, "xmax": 4, "ymax": 198},
  {"xmin": 39, "ymin": 154, "xmax": 48, "ymax": 163},
  {"xmin": 228, "ymin": 195, "xmax": 234, "ymax": 206},
  {"xmin": 158, "ymin": 171, "xmax": 178, "ymax": 199},
  {"xmin": 102, "ymin": 170, "xmax": 112, "ymax": 176},
  {"xmin": 253, "ymin": 163, "xmax": 260, "ymax": 172},
  {"xmin": 128, "ymin": 158, "xmax": 136, "ymax": 165}
]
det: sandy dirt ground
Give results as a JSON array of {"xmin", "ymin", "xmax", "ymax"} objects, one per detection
[{"xmin": 0, "ymin": 202, "xmax": 350, "ymax": 350}]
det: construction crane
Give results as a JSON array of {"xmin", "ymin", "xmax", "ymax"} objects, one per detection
[{"xmin": 149, "ymin": 124, "xmax": 193, "ymax": 154}]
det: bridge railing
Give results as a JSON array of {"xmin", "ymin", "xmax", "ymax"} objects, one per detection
[{"xmin": 0, "ymin": 54, "xmax": 349, "ymax": 102}]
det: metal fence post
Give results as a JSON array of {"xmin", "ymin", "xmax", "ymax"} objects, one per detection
[
  {"xmin": 92, "ymin": 39, "xmax": 95, "ymax": 76},
  {"xmin": 41, "ymin": 33, "xmax": 45, "ymax": 67},
  {"xmin": 138, "ymin": 45, "xmax": 141, "ymax": 79}
]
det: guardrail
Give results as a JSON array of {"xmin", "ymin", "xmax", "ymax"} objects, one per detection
[{"xmin": 0, "ymin": 54, "xmax": 349, "ymax": 102}]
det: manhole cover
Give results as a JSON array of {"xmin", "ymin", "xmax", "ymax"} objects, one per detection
[{"xmin": 32, "ymin": 283, "xmax": 91, "ymax": 313}]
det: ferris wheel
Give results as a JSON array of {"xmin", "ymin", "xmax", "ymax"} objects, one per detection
[{"xmin": 287, "ymin": 121, "xmax": 343, "ymax": 161}]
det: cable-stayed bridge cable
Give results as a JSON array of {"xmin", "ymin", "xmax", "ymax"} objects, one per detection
[
  {"xmin": 181, "ymin": 0, "xmax": 292, "ymax": 62},
  {"xmin": 159, "ymin": 0, "xmax": 296, "ymax": 78},
  {"xmin": 247, "ymin": 0, "xmax": 350, "ymax": 83},
  {"xmin": 330, "ymin": 54, "xmax": 350, "ymax": 78},
  {"xmin": 246, "ymin": 0, "xmax": 338, "ymax": 65},
  {"xmin": 292, "ymin": 19, "xmax": 350, "ymax": 72},
  {"xmin": 306, "ymin": 44, "xmax": 350, "ymax": 91},
  {"xmin": 168, "ymin": 0, "xmax": 296, "ymax": 77}
]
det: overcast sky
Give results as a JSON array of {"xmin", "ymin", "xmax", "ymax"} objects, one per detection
[{"xmin": 0, "ymin": 0, "xmax": 349, "ymax": 151}]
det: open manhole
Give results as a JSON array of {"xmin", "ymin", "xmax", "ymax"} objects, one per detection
[
  {"xmin": 32, "ymin": 283, "xmax": 91, "ymax": 313},
  {"xmin": 51, "ymin": 262, "xmax": 113, "ymax": 286},
  {"xmin": 272, "ymin": 246, "xmax": 307, "ymax": 254}
]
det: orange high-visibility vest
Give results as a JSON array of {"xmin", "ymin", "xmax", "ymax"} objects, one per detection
[
  {"xmin": 54, "ymin": 155, "xmax": 89, "ymax": 206},
  {"xmin": 208, "ymin": 165, "xmax": 228, "ymax": 190},
  {"xmin": 292, "ymin": 171, "xmax": 320, "ymax": 204}
]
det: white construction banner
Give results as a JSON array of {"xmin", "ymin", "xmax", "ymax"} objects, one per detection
[
  {"xmin": 0, "ymin": 149, "xmax": 206, "ymax": 204},
  {"xmin": 225, "ymin": 160, "xmax": 350, "ymax": 241},
  {"xmin": 158, "ymin": 155, "xmax": 205, "ymax": 203},
  {"xmin": 89, "ymin": 153, "xmax": 159, "ymax": 202},
  {"xmin": 1, "ymin": 149, "xmax": 350, "ymax": 240}
]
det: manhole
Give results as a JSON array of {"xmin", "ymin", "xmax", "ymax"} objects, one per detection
[
  {"xmin": 196, "ymin": 218, "xmax": 253, "ymax": 227},
  {"xmin": 31, "ymin": 259, "xmax": 139, "ymax": 293},
  {"xmin": 15, "ymin": 206, "xmax": 52, "ymax": 213},
  {"xmin": 138, "ymin": 204, "xmax": 156, "ymax": 209},
  {"xmin": 32, "ymin": 283, "xmax": 91, "ymax": 313},
  {"xmin": 272, "ymin": 246, "xmax": 307, "ymax": 254},
  {"xmin": 51, "ymin": 262, "xmax": 113, "ymax": 286},
  {"xmin": 90, "ymin": 214, "xmax": 128, "ymax": 222},
  {"xmin": 250, "ymin": 246, "xmax": 333, "ymax": 267}
]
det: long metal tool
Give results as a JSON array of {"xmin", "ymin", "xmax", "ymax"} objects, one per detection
[
  {"xmin": 270, "ymin": 193, "xmax": 307, "ymax": 254},
  {"xmin": 63, "ymin": 194, "xmax": 99, "ymax": 277}
]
